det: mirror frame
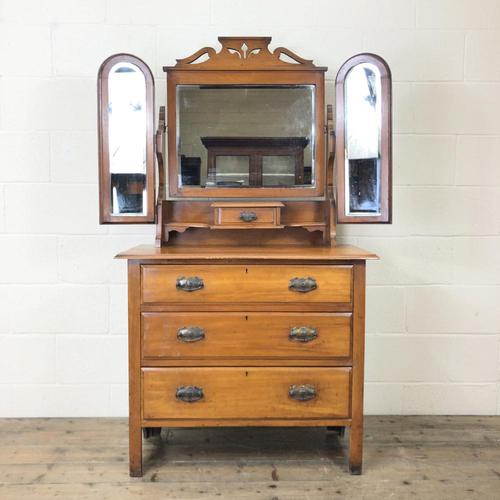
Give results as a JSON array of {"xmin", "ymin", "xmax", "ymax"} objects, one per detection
[
  {"xmin": 164, "ymin": 37, "xmax": 326, "ymax": 198},
  {"xmin": 335, "ymin": 53, "xmax": 392, "ymax": 224},
  {"xmin": 98, "ymin": 53, "xmax": 156, "ymax": 224}
]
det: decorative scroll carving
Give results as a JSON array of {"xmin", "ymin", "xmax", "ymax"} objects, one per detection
[{"xmin": 170, "ymin": 37, "xmax": 322, "ymax": 71}]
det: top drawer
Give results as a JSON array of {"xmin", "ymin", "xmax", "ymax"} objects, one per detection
[{"xmin": 141, "ymin": 265, "xmax": 352, "ymax": 305}]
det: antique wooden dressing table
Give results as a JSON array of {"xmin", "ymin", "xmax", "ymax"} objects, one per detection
[{"xmin": 98, "ymin": 37, "xmax": 392, "ymax": 476}]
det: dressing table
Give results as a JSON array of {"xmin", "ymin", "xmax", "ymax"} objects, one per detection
[{"xmin": 98, "ymin": 37, "xmax": 392, "ymax": 476}]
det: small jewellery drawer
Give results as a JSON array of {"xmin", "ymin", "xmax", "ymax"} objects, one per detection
[
  {"xmin": 141, "ymin": 265, "xmax": 352, "ymax": 305},
  {"xmin": 211, "ymin": 201, "xmax": 284, "ymax": 229},
  {"xmin": 142, "ymin": 367, "xmax": 351, "ymax": 420},
  {"xmin": 142, "ymin": 312, "xmax": 352, "ymax": 360}
]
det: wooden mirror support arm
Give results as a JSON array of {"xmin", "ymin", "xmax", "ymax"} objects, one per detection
[
  {"xmin": 155, "ymin": 106, "xmax": 167, "ymax": 247},
  {"xmin": 325, "ymin": 104, "xmax": 337, "ymax": 245},
  {"xmin": 156, "ymin": 106, "xmax": 166, "ymax": 201}
]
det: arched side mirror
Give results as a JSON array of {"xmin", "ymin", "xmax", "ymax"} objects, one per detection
[
  {"xmin": 335, "ymin": 53, "xmax": 392, "ymax": 223},
  {"xmin": 98, "ymin": 54, "xmax": 155, "ymax": 223}
]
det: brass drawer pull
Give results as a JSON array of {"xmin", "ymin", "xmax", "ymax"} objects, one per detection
[
  {"xmin": 176, "ymin": 276, "xmax": 204, "ymax": 292},
  {"xmin": 176, "ymin": 386, "xmax": 204, "ymax": 402},
  {"xmin": 239, "ymin": 210, "xmax": 258, "ymax": 222},
  {"xmin": 289, "ymin": 277, "xmax": 317, "ymax": 293},
  {"xmin": 177, "ymin": 326, "xmax": 205, "ymax": 343},
  {"xmin": 289, "ymin": 384, "xmax": 316, "ymax": 401},
  {"xmin": 289, "ymin": 326, "xmax": 318, "ymax": 343}
]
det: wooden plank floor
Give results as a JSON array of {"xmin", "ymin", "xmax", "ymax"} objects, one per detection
[{"xmin": 0, "ymin": 416, "xmax": 499, "ymax": 499}]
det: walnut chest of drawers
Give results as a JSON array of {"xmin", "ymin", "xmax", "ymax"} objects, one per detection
[{"xmin": 117, "ymin": 244, "xmax": 377, "ymax": 476}]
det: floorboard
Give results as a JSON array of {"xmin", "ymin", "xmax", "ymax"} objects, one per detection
[{"xmin": 0, "ymin": 416, "xmax": 499, "ymax": 499}]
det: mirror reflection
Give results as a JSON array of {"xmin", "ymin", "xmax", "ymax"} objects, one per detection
[
  {"xmin": 177, "ymin": 85, "xmax": 315, "ymax": 188},
  {"xmin": 108, "ymin": 62, "xmax": 147, "ymax": 215},
  {"xmin": 344, "ymin": 63, "xmax": 381, "ymax": 215}
]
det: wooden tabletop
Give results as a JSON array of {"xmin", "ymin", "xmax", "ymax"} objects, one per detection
[{"xmin": 115, "ymin": 245, "xmax": 378, "ymax": 261}]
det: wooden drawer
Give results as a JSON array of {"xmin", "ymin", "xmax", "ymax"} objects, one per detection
[
  {"xmin": 141, "ymin": 265, "xmax": 352, "ymax": 305},
  {"xmin": 211, "ymin": 202, "xmax": 283, "ymax": 229},
  {"xmin": 142, "ymin": 312, "xmax": 351, "ymax": 360},
  {"xmin": 142, "ymin": 367, "xmax": 351, "ymax": 420}
]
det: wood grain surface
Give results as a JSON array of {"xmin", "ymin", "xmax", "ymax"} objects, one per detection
[
  {"xmin": 142, "ymin": 367, "xmax": 351, "ymax": 420},
  {"xmin": 141, "ymin": 264, "xmax": 353, "ymax": 305},
  {"xmin": 142, "ymin": 312, "xmax": 352, "ymax": 361},
  {"xmin": 116, "ymin": 244, "xmax": 379, "ymax": 261}
]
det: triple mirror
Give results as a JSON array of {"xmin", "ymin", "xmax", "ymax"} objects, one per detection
[{"xmin": 97, "ymin": 41, "xmax": 391, "ymax": 225}]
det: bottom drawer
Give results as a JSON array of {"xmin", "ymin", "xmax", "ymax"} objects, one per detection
[{"xmin": 143, "ymin": 367, "xmax": 350, "ymax": 420}]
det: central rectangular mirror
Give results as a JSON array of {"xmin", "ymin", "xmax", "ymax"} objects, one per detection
[{"xmin": 176, "ymin": 85, "xmax": 315, "ymax": 189}]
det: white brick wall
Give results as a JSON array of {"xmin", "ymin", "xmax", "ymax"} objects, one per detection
[{"xmin": 0, "ymin": 0, "xmax": 499, "ymax": 416}]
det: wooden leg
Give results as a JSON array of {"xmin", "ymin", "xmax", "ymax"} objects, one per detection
[
  {"xmin": 349, "ymin": 262, "xmax": 366, "ymax": 475},
  {"xmin": 128, "ymin": 261, "xmax": 143, "ymax": 477},
  {"xmin": 349, "ymin": 423, "xmax": 363, "ymax": 475},
  {"xmin": 129, "ymin": 423, "xmax": 143, "ymax": 477}
]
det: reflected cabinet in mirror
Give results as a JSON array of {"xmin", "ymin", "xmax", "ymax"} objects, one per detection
[
  {"xmin": 335, "ymin": 54, "xmax": 392, "ymax": 223},
  {"xmin": 98, "ymin": 54, "xmax": 155, "ymax": 223},
  {"xmin": 177, "ymin": 85, "xmax": 315, "ymax": 188}
]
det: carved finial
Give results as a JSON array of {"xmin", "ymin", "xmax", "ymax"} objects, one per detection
[{"xmin": 164, "ymin": 36, "xmax": 325, "ymax": 71}]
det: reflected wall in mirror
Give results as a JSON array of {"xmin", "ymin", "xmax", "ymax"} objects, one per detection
[
  {"xmin": 98, "ymin": 54, "xmax": 155, "ymax": 223},
  {"xmin": 176, "ymin": 86, "xmax": 315, "ymax": 189},
  {"xmin": 345, "ymin": 63, "xmax": 381, "ymax": 214},
  {"xmin": 335, "ymin": 54, "xmax": 392, "ymax": 223},
  {"xmin": 109, "ymin": 63, "xmax": 146, "ymax": 215}
]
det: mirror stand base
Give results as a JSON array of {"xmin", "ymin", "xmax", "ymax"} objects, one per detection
[{"xmin": 154, "ymin": 200, "xmax": 337, "ymax": 248}]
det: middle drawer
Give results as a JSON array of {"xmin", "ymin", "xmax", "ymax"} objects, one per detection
[{"xmin": 142, "ymin": 312, "xmax": 352, "ymax": 360}]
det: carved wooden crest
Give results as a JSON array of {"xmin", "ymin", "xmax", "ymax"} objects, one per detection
[{"xmin": 166, "ymin": 37, "xmax": 325, "ymax": 71}]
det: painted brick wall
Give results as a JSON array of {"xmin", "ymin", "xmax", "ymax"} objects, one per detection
[{"xmin": 0, "ymin": 0, "xmax": 499, "ymax": 416}]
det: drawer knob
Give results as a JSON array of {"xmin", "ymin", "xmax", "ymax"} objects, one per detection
[
  {"xmin": 176, "ymin": 386, "xmax": 204, "ymax": 403},
  {"xmin": 239, "ymin": 210, "xmax": 258, "ymax": 222},
  {"xmin": 289, "ymin": 277, "xmax": 317, "ymax": 293},
  {"xmin": 289, "ymin": 326, "xmax": 318, "ymax": 343},
  {"xmin": 176, "ymin": 276, "xmax": 204, "ymax": 292},
  {"xmin": 289, "ymin": 384, "xmax": 317, "ymax": 401},
  {"xmin": 177, "ymin": 326, "xmax": 205, "ymax": 343}
]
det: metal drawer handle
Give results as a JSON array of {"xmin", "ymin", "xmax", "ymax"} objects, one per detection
[
  {"xmin": 240, "ymin": 211, "xmax": 258, "ymax": 222},
  {"xmin": 289, "ymin": 277, "xmax": 317, "ymax": 293},
  {"xmin": 176, "ymin": 276, "xmax": 204, "ymax": 292},
  {"xmin": 176, "ymin": 386, "xmax": 204, "ymax": 403},
  {"xmin": 289, "ymin": 326, "xmax": 318, "ymax": 343},
  {"xmin": 289, "ymin": 384, "xmax": 316, "ymax": 401},
  {"xmin": 177, "ymin": 326, "xmax": 205, "ymax": 343}
]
